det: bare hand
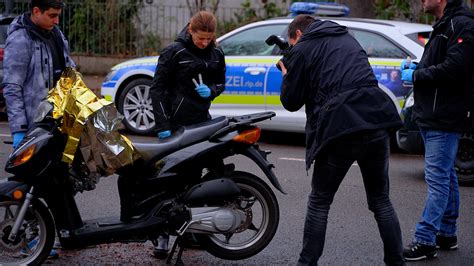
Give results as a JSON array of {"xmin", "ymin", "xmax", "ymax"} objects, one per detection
[{"xmin": 278, "ymin": 60, "xmax": 287, "ymax": 76}]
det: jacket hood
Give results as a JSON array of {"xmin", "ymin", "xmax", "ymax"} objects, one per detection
[
  {"xmin": 299, "ymin": 19, "xmax": 348, "ymax": 43},
  {"xmin": 441, "ymin": 0, "xmax": 474, "ymax": 23},
  {"xmin": 175, "ymin": 24, "xmax": 190, "ymax": 44},
  {"xmin": 8, "ymin": 14, "xmax": 27, "ymax": 36},
  {"xmin": 9, "ymin": 13, "xmax": 59, "ymax": 42}
]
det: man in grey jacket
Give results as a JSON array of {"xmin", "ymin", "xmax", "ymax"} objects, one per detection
[{"xmin": 3, "ymin": 0, "xmax": 75, "ymax": 149}]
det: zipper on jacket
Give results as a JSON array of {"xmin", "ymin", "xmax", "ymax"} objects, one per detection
[
  {"xmin": 39, "ymin": 44, "xmax": 50, "ymax": 89},
  {"xmin": 39, "ymin": 45, "xmax": 44, "ymax": 77},
  {"xmin": 172, "ymin": 97, "xmax": 185, "ymax": 118},
  {"xmin": 201, "ymin": 58, "xmax": 208, "ymax": 69},
  {"xmin": 432, "ymin": 88, "xmax": 438, "ymax": 114}
]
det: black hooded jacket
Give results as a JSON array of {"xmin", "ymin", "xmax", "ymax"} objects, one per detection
[
  {"xmin": 412, "ymin": 0, "xmax": 474, "ymax": 132},
  {"xmin": 150, "ymin": 25, "xmax": 226, "ymax": 132},
  {"xmin": 280, "ymin": 20, "xmax": 402, "ymax": 169}
]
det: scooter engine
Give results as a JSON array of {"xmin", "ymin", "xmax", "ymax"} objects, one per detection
[{"xmin": 185, "ymin": 207, "xmax": 246, "ymax": 234}]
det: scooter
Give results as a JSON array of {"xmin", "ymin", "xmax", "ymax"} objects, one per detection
[{"xmin": 0, "ymin": 100, "xmax": 285, "ymax": 265}]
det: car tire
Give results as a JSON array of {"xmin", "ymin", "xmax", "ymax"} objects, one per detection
[
  {"xmin": 455, "ymin": 133, "xmax": 474, "ymax": 186},
  {"xmin": 117, "ymin": 78, "xmax": 155, "ymax": 135}
]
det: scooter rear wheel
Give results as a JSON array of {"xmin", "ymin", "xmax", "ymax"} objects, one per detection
[
  {"xmin": 0, "ymin": 200, "xmax": 55, "ymax": 265},
  {"xmin": 196, "ymin": 171, "xmax": 280, "ymax": 260}
]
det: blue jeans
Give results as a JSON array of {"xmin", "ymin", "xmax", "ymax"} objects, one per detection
[
  {"xmin": 298, "ymin": 130, "xmax": 404, "ymax": 265},
  {"xmin": 414, "ymin": 128, "xmax": 460, "ymax": 246}
]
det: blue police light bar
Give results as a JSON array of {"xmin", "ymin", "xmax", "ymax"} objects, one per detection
[{"xmin": 290, "ymin": 2, "xmax": 350, "ymax": 17}]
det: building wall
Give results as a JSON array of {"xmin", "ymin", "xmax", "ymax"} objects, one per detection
[{"xmin": 137, "ymin": 0, "xmax": 289, "ymax": 46}]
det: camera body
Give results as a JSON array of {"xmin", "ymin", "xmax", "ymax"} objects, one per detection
[
  {"xmin": 265, "ymin": 35, "xmax": 289, "ymax": 51},
  {"xmin": 265, "ymin": 35, "xmax": 291, "ymax": 71}
]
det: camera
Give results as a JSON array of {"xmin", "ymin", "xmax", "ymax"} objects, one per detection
[
  {"xmin": 265, "ymin": 35, "xmax": 289, "ymax": 51},
  {"xmin": 265, "ymin": 35, "xmax": 291, "ymax": 71}
]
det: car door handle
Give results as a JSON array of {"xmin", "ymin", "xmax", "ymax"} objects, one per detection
[{"xmin": 244, "ymin": 67, "xmax": 266, "ymax": 75}]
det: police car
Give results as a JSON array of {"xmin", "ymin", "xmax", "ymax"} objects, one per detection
[
  {"xmin": 0, "ymin": 15, "xmax": 16, "ymax": 114},
  {"xmin": 101, "ymin": 2, "xmax": 432, "ymax": 134},
  {"xmin": 397, "ymin": 90, "xmax": 474, "ymax": 185}
]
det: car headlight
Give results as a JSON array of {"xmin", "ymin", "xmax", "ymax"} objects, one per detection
[
  {"xmin": 404, "ymin": 93, "xmax": 415, "ymax": 108},
  {"xmin": 103, "ymin": 69, "xmax": 118, "ymax": 83}
]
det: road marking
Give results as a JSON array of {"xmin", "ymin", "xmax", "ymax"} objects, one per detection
[
  {"xmin": 279, "ymin": 157, "xmax": 305, "ymax": 162},
  {"xmin": 279, "ymin": 157, "xmax": 359, "ymax": 166},
  {"xmin": 0, "ymin": 134, "xmax": 10, "ymax": 138}
]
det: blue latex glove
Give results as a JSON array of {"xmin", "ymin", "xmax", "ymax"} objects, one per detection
[
  {"xmin": 195, "ymin": 84, "xmax": 211, "ymax": 98},
  {"xmin": 12, "ymin": 132, "xmax": 26, "ymax": 149},
  {"xmin": 401, "ymin": 69, "xmax": 415, "ymax": 83},
  {"xmin": 400, "ymin": 59, "xmax": 417, "ymax": 72},
  {"xmin": 158, "ymin": 130, "xmax": 171, "ymax": 139}
]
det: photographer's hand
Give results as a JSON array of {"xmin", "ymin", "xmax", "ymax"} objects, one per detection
[{"xmin": 278, "ymin": 60, "xmax": 287, "ymax": 76}]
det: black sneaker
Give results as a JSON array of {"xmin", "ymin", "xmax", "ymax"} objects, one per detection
[
  {"xmin": 403, "ymin": 242, "xmax": 437, "ymax": 261},
  {"xmin": 436, "ymin": 235, "xmax": 458, "ymax": 250}
]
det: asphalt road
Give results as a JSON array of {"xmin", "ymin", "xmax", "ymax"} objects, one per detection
[{"xmin": 0, "ymin": 121, "xmax": 473, "ymax": 265}]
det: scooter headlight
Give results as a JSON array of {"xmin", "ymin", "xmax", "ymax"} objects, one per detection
[{"xmin": 11, "ymin": 144, "xmax": 37, "ymax": 167}]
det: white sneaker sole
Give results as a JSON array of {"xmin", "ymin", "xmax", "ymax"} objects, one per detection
[
  {"xmin": 436, "ymin": 244, "xmax": 458, "ymax": 250},
  {"xmin": 404, "ymin": 252, "xmax": 437, "ymax": 261}
]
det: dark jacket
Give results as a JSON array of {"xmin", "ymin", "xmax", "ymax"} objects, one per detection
[
  {"xmin": 412, "ymin": 0, "xmax": 474, "ymax": 132},
  {"xmin": 3, "ymin": 13, "xmax": 75, "ymax": 134},
  {"xmin": 150, "ymin": 25, "xmax": 226, "ymax": 132},
  {"xmin": 280, "ymin": 20, "xmax": 402, "ymax": 169}
]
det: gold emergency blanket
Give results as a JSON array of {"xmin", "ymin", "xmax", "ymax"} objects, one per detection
[
  {"xmin": 79, "ymin": 104, "xmax": 141, "ymax": 177},
  {"xmin": 46, "ymin": 68, "xmax": 138, "ymax": 177}
]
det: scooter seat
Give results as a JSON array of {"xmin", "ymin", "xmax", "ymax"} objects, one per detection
[{"xmin": 132, "ymin": 116, "xmax": 229, "ymax": 162}]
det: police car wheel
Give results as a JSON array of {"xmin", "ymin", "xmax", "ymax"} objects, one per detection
[
  {"xmin": 117, "ymin": 78, "xmax": 155, "ymax": 135},
  {"xmin": 455, "ymin": 133, "xmax": 474, "ymax": 186}
]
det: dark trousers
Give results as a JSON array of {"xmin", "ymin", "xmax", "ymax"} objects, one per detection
[{"xmin": 298, "ymin": 129, "xmax": 404, "ymax": 265}]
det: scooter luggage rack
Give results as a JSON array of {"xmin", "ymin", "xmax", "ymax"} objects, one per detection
[
  {"xmin": 210, "ymin": 111, "xmax": 276, "ymax": 140},
  {"xmin": 229, "ymin": 111, "xmax": 275, "ymax": 124}
]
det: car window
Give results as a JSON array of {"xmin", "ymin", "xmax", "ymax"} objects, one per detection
[
  {"xmin": 219, "ymin": 24, "xmax": 287, "ymax": 56},
  {"xmin": 350, "ymin": 29, "xmax": 408, "ymax": 58},
  {"xmin": 405, "ymin": 31, "xmax": 431, "ymax": 47},
  {"xmin": 0, "ymin": 25, "xmax": 9, "ymax": 45}
]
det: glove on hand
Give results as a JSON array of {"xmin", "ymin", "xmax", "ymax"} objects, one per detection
[
  {"xmin": 400, "ymin": 59, "xmax": 417, "ymax": 72},
  {"xmin": 401, "ymin": 69, "xmax": 415, "ymax": 83},
  {"xmin": 195, "ymin": 84, "xmax": 211, "ymax": 98},
  {"xmin": 158, "ymin": 130, "xmax": 171, "ymax": 139},
  {"xmin": 12, "ymin": 132, "xmax": 26, "ymax": 149}
]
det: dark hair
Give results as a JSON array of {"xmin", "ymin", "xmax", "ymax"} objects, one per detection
[
  {"xmin": 190, "ymin": 11, "xmax": 217, "ymax": 33},
  {"xmin": 31, "ymin": 0, "xmax": 64, "ymax": 12},
  {"xmin": 288, "ymin": 15, "xmax": 315, "ymax": 39}
]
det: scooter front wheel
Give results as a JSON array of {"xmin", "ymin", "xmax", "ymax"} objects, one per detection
[
  {"xmin": 196, "ymin": 171, "xmax": 280, "ymax": 260},
  {"xmin": 0, "ymin": 200, "xmax": 55, "ymax": 266}
]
